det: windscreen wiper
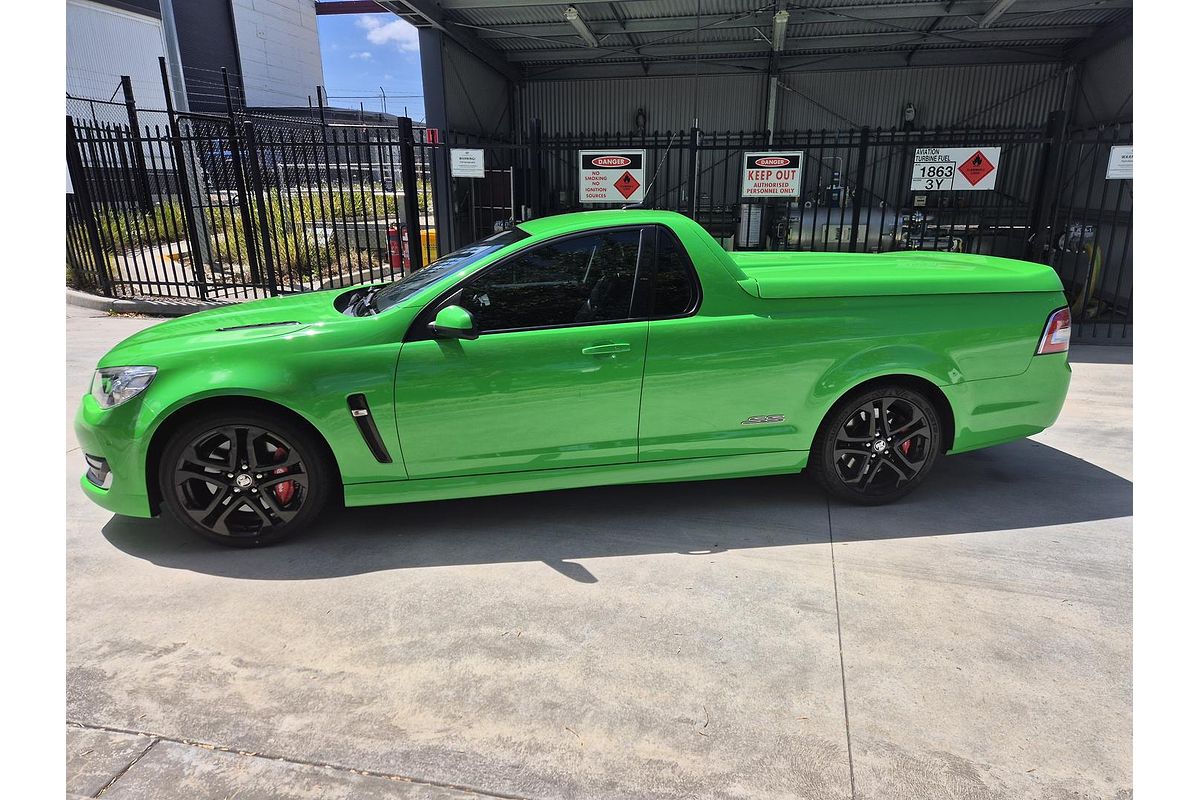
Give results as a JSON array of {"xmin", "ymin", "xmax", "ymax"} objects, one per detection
[{"xmin": 358, "ymin": 286, "xmax": 382, "ymax": 316}]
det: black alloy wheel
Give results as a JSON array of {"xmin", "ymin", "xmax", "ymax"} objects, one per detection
[
  {"xmin": 809, "ymin": 386, "xmax": 942, "ymax": 505},
  {"xmin": 159, "ymin": 410, "xmax": 330, "ymax": 546}
]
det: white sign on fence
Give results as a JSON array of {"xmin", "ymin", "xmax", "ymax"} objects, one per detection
[
  {"xmin": 450, "ymin": 148, "xmax": 486, "ymax": 179},
  {"xmin": 1106, "ymin": 145, "xmax": 1132, "ymax": 180},
  {"xmin": 740, "ymin": 152, "xmax": 804, "ymax": 197},
  {"xmin": 578, "ymin": 149, "xmax": 646, "ymax": 203},
  {"xmin": 910, "ymin": 147, "xmax": 1002, "ymax": 191}
]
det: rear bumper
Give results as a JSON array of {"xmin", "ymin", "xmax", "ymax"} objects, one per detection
[
  {"xmin": 944, "ymin": 352, "xmax": 1071, "ymax": 454},
  {"xmin": 74, "ymin": 396, "xmax": 154, "ymax": 518}
]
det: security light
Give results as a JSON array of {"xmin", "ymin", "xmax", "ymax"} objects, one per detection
[
  {"xmin": 772, "ymin": 10, "xmax": 790, "ymax": 52},
  {"xmin": 565, "ymin": 6, "xmax": 599, "ymax": 48}
]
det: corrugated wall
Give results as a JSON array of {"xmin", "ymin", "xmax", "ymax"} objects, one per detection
[
  {"xmin": 518, "ymin": 73, "xmax": 767, "ymax": 134},
  {"xmin": 230, "ymin": 0, "xmax": 325, "ymax": 108},
  {"xmin": 443, "ymin": 40, "xmax": 514, "ymax": 138},
  {"xmin": 518, "ymin": 63, "xmax": 1071, "ymax": 134},
  {"xmin": 66, "ymin": 0, "xmax": 170, "ymax": 122}
]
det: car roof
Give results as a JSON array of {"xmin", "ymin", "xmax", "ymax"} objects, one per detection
[{"xmin": 516, "ymin": 209, "xmax": 689, "ymax": 238}]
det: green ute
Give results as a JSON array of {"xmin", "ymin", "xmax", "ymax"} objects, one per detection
[{"xmin": 75, "ymin": 210, "xmax": 1071, "ymax": 546}]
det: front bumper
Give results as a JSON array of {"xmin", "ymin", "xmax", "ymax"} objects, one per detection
[
  {"xmin": 944, "ymin": 352, "xmax": 1072, "ymax": 455},
  {"xmin": 74, "ymin": 395, "xmax": 155, "ymax": 518}
]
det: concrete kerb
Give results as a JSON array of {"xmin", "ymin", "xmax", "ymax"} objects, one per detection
[{"xmin": 66, "ymin": 289, "xmax": 236, "ymax": 318}]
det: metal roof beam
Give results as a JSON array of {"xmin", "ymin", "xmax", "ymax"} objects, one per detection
[
  {"xmin": 503, "ymin": 25, "xmax": 1096, "ymax": 63},
  {"xmin": 441, "ymin": 0, "xmax": 1129, "ymax": 14},
  {"xmin": 470, "ymin": 1, "xmax": 1129, "ymax": 39},
  {"xmin": 979, "ymin": 0, "xmax": 1019, "ymax": 28},
  {"xmin": 314, "ymin": 1, "xmax": 387, "ymax": 14},
  {"xmin": 376, "ymin": 0, "xmax": 519, "ymax": 82},
  {"xmin": 525, "ymin": 45, "xmax": 1066, "ymax": 80}
]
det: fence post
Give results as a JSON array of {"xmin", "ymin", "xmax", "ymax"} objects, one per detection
[
  {"xmin": 528, "ymin": 118, "xmax": 543, "ymax": 218},
  {"xmin": 687, "ymin": 126, "xmax": 701, "ymax": 219},
  {"xmin": 158, "ymin": 56, "xmax": 210, "ymax": 299},
  {"xmin": 848, "ymin": 126, "xmax": 871, "ymax": 252},
  {"xmin": 242, "ymin": 120, "xmax": 278, "ymax": 296},
  {"xmin": 221, "ymin": 68, "xmax": 263, "ymax": 287},
  {"xmin": 1025, "ymin": 110, "xmax": 1069, "ymax": 262},
  {"xmin": 398, "ymin": 116, "xmax": 424, "ymax": 273},
  {"xmin": 65, "ymin": 116, "xmax": 115, "ymax": 297},
  {"xmin": 120, "ymin": 75, "xmax": 154, "ymax": 213}
]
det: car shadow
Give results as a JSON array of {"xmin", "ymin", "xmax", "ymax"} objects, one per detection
[
  {"xmin": 102, "ymin": 438, "xmax": 1130, "ymax": 582},
  {"xmin": 1069, "ymin": 344, "xmax": 1132, "ymax": 365}
]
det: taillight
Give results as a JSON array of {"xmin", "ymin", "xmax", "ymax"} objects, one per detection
[{"xmin": 1036, "ymin": 306, "xmax": 1071, "ymax": 355}]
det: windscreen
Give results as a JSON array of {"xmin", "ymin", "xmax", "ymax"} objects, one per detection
[{"xmin": 373, "ymin": 228, "xmax": 529, "ymax": 312}]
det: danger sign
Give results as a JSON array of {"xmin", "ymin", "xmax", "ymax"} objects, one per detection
[
  {"xmin": 579, "ymin": 149, "xmax": 646, "ymax": 204},
  {"xmin": 910, "ymin": 147, "xmax": 1002, "ymax": 191},
  {"xmin": 741, "ymin": 152, "xmax": 804, "ymax": 197}
]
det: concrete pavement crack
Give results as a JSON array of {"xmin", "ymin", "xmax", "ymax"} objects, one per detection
[
  {"xmin": 68, "ymin": 720, "xmax": 533, "ymax": 800},
  {"xmin": 826, "ymin": 497, "xmax": 857, "ymax": 800},
  {"xmin": 92, "ymin": 736, "xmax": 158, "ymax": 797}
]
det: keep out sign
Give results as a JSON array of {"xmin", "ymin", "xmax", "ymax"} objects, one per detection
[{"xmin": 741, "ymin": 152, "xmax": 804, "ymax": 197}]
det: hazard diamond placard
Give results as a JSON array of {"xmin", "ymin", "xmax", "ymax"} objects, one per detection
[
  {"xmin": 579, "ymin": 149, "xmax": 646, "ymax": 204},
  {"xmin": 910, "ymin": 146, "xmax": 1002, "ymax": 191}
]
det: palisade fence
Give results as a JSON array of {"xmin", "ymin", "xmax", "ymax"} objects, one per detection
[{"xmin": 66, "ymin": 73, "xmax": 1131, "ymax": 340}]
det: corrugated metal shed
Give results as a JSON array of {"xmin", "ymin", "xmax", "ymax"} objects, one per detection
[
  {"xmin": 358, "ymin": 0, "xmax": 1130, "ymax": 134},
  {"xmin": 517, "ymin": 62, "xmax": 1069, "ymax": 134}
]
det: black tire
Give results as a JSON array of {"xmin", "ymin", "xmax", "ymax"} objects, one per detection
[
  {"xmin": 808, "ymin": 385, "xmax": 943, "ymax": 505},
  {"xmin": 158, "ymin": 409, "xmax": 332, "ymax": 546}
]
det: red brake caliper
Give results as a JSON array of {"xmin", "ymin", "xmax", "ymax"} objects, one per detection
[
  {"xmin": 272, "ymin": 446, "xmax": 296, "ymax": 505},
  {"xmin": 899, "ymin": 439, "xmax": 913, "ymax": 456}
]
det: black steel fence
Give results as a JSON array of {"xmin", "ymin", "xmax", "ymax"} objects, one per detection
[{"xmin": 66, "ymin": 69, "xmax": 1131, "ymax": 339}]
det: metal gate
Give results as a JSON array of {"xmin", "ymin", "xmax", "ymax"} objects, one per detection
[
  {"xmin": 66, "ymin": 60, "xmax": 436, "ymax": 303},
  {"xmin": 66, "ymin": 72, "xmax": 1130, "ymax": 339}
]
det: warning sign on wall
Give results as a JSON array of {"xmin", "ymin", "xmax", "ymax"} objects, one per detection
[
  {"xmin": 741, "ymin": 152, "xmax": 804, "ymax": 197},
  {"xmin": 579, "ymin": 149, "xmax": 646, "ymax": 204},
  {"xmin": 450, "ymin": 148, "xmax": 485, "ymax": 179},
  {"xmin": 910, "ymin": 147, "xmax": 1002, "ymax": 191},
  {"xmin": 1106, "ymin": 145, "xmax": 1132, "ymax": 180}
]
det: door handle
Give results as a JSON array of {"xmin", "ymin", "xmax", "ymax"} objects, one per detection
[{"xmin": 581, "ymin": 342, "xmax": 631, "ymax": 356}]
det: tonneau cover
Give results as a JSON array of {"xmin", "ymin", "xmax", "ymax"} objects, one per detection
[{"xmin": 731, "ymin": 251, "xmax": 1064, "ymax": 299}]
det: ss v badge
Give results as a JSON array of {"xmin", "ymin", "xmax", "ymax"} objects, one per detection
[{"xmin": 742, "ymin": 414, "xmax": 786, "ymax": 425}]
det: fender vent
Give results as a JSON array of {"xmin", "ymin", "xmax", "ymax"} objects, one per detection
[{"xmin": 347, "ymin": 394, "xmax": 392, "ymax": 463}]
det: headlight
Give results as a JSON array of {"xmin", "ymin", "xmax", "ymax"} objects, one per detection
[{"xmin": 90, "ymin": 366, "xmax": 157, "ymax": 408}]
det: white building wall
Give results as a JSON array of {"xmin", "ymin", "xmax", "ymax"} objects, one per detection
[
  {"xmin": 66, "ymin": 0, "xmax": 170, "ymax": 124},
  {"xmin": 230, "ymin": 0, "xmax": 324, "ymax": 107}
]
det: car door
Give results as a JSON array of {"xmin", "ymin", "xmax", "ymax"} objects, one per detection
[
  {"xmin": 636, "ymin": 225, "xmax": 808, "ymax": 460},
  {"xmin": 394, "ymin": 227, "xmax": 650, "ymax": 479}
]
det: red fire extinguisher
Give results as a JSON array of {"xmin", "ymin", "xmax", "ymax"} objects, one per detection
[
  {"xmin": 400, "ymin": 225, "xmax": 411, "ymax": 273},
  {"xmin": 386, "ymin": 223, "xmax": 406, "ymax": 275}
]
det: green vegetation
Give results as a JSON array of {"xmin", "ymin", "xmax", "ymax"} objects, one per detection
[{"xmin": 67, "ymin": 183, "xmax": 428, "ymax": 290}]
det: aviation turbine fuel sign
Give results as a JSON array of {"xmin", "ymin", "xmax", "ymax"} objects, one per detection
[
  {"xmin": 579, "ymin": 150, "xmax": 646, "ymax": 203},
  {"xmin": 910, "ymin": 147, "xmax": 1002, "ymax": 191},
  {"xmin": 741, "ymin": 152, "xmax": 804, "ymax": 197}
]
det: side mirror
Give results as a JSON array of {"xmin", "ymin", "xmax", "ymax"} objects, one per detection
[{"xmin": 427, "ymin": 304, "xmax": 479, "ymax": 340}]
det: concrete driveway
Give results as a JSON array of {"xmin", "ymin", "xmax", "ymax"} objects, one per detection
[{"xmin": 66, "ymin": 308, "xmax": 1131, "ymax": 799}]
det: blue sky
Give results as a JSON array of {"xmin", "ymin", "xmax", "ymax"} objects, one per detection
[{"xmin": 316, "ymin": 12, "xmax": 425, "ymax": 121}]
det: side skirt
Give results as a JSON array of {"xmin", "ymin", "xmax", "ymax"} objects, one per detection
[{"xmin": 343, "ymin": 450, "xmax": 809, "ymax": 508}]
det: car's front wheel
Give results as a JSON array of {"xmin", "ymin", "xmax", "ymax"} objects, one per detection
[
  {"xmin": 809, "ymin": 385, "xmax": 943, "ymax": 505},
  {"xmin": 158, "ymin": 409, "xmax": 331, "ymax": 546}
]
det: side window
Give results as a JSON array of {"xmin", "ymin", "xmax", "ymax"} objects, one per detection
[
  {"xmin": 460, "ymin": 229, "xmax": 643, "ymax": 333},
  {"xmin": 652, "ymin": 228, "xmax": 699, "ymax": 317}
]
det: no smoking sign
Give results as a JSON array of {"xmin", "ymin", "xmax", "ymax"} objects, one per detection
[{"xmin": 579, "ymin": 150, "xmax": 646, "ymax": 204}]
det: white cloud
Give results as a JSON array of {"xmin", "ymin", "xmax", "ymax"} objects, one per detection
[
  {"xmin": 350, "ymin": 51, "xmax": 372, "ymax": 60},
  {"xmin": 357, "ymin": 17, "xmax": 420, "ymax": 53}
]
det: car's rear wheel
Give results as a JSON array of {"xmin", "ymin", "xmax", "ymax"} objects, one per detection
[
  {"xmin": 158, "ymin": 410, "xmax": 330, "ymax": 546},
  {"xmin": 809, "ymin": 385, "xmax": 943, "ymax": 505}
]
